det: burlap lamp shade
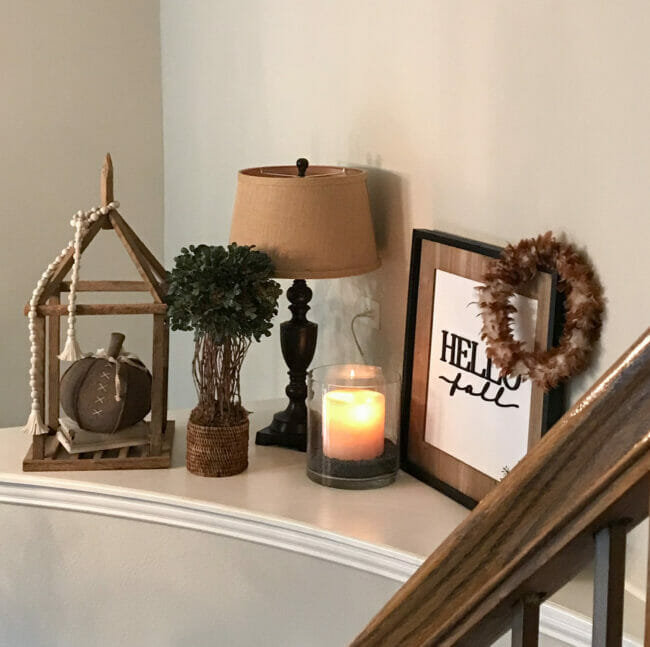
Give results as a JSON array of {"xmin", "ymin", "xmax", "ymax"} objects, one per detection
[
  {"xmin": 229, "ymin": 160, "xmax": 380, "ymax": 451},
  {"xmin": 230, "ymin": 165, "xmax": 380, "ymax": 278}
]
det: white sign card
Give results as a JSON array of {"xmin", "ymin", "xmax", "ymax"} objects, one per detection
[{"xmin": 424, "ymin": 270, "xmax": 538, "ymax": 480}]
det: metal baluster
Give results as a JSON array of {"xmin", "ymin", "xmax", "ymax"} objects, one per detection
[
  {"xmin": 592, "ymin": 522, "xmax": 628, "ymax": 647},
  {"xmin": 512, "ymin": 595, "xmax": 541, "ymax": 647},
  {"xmin": 645, "ymin": 494, "xmax": 650, "ymax": 647}
]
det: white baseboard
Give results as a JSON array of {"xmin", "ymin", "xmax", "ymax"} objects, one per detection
[
  {"xmin": 0, "ymin": 477, "xmax": 420, "ymax": 582},
  {"xmin": 540, "ymin": 602, "xmax": 641, "ymax": 647}
]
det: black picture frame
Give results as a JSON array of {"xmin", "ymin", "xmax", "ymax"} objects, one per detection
[{"xmin": 400, "ymin": 229, "xmax": 565, "ymax": 509}]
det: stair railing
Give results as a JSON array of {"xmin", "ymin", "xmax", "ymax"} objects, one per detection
[{"xmin": 352, "ymin": 328, "xmax": 650, "ymax": 647}]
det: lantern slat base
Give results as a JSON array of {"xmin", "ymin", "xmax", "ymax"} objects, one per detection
[{"xmin": 22, "ymin": 421, "xmax": 174, "ymax": 472}]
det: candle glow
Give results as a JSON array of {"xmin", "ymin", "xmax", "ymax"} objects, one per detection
[{"xmin": 323, "ymin": 389, "xmax": 385, "ymax": 461}]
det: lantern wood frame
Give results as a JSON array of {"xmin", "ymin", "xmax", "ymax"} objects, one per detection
[{"xmin": 22, "ymin": 154, "xmax": 174, "ymax": 471}]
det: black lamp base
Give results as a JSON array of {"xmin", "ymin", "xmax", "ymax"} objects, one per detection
[
  {"xmin": 256, "ymin": 411, "xmax": 307, "ymax": 452},
  {"xmin": 255, "ymin": 278, "xmax": 317, "ymax": 453}
]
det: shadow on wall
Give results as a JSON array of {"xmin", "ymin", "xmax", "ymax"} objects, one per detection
[
  {"xmin": 366, "ymin": 163, "xmax": 399, "ymax": 249},
  {"xmin": 311, "ymin": 166, "xmax": 409, "ymax": 377}
]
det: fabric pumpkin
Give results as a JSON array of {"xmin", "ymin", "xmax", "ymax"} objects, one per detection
[{"xmin": 60, "ymin": 333, "xmax": 151, "ymax": 433}]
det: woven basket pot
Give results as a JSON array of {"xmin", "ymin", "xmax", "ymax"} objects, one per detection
[{"xmin": 186, "ymin": 417, "xmax": 249, "ymax": 477}]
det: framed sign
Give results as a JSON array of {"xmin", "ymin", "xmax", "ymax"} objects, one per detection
[{"xmin": 400, "ymin": 230, "xmax": 564, "ymax": 508}]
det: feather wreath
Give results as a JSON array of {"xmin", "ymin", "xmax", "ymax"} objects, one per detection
[{"xmin": 477, "ymin": 232, "xmax": 604, "ymax": 391}]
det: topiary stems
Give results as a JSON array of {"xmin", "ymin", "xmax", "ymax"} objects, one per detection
[{"xmin": 192, "ymin": 333, "xmax": 250, "ymax": 427}]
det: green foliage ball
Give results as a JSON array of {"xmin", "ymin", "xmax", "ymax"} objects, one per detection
[{"xmin": 166, "ymin": 243, "xmax": 282, "ymax": 344}]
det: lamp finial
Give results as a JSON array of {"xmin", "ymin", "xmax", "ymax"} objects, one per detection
[{"xmin": 296, "ymin": 158, "xmax": 309, "ymax": 177}]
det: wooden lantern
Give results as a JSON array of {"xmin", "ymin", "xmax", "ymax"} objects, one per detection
[{"xmin": 22, "ymin": 154, "xmax": 173, "ymax": 471}]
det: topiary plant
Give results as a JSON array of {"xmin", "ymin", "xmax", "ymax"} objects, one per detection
[{"xmin": 166, "ymin": 243, "xmax": 282, "ymax": 427}]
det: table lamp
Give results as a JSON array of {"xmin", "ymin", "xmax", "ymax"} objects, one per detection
[{"xmin": 230, "ymin": 159, "xmax": 380, "ymax": 451}]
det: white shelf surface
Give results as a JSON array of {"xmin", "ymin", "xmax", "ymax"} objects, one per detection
[{"xmin": 0, "ymin": 400, "xmax": 469, "ymax": 581}]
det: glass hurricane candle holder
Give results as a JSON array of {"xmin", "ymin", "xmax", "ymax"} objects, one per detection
[{"xmin": 307, "ymin": 364, "xmax": 400, "ymax": 489}]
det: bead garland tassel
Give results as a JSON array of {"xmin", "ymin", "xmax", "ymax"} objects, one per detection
[{"xmin": 21, "ymin": 201, "xmax": 120, "ymax": 435}]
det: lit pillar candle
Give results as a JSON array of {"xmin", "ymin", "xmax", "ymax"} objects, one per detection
[{"xmin": 323, "ymin": 389, "xmax": 385, "ymax": 460}]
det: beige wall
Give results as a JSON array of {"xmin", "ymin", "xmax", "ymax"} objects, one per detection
[
  {"xmin": 0, "ymin": 504, "xmax": 400, "ymax": 647},
  {"xmin": 1, "ymin": 0, "xmax": 164, "ymax": 427},
  {"xmin": 161, "ymin": 0, "xmax": 650, "ymax": 407},
  {"xmin": 160, "ymin": 0, "xmax": 650, "ymax": 625}
]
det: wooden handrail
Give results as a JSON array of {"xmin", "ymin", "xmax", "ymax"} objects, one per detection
[{"xmin": 352, "ymin": 328, "xmax": 650, "ymax": 647}]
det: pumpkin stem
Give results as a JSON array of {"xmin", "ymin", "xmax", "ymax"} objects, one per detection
[{"xmin": 107, "ymin": 332, "xmax": 126, "ymax": 358}]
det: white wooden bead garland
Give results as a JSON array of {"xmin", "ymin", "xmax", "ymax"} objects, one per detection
[{"xmin": 22, "ymin": 201, "xmax": 119, "ymax": 436}]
